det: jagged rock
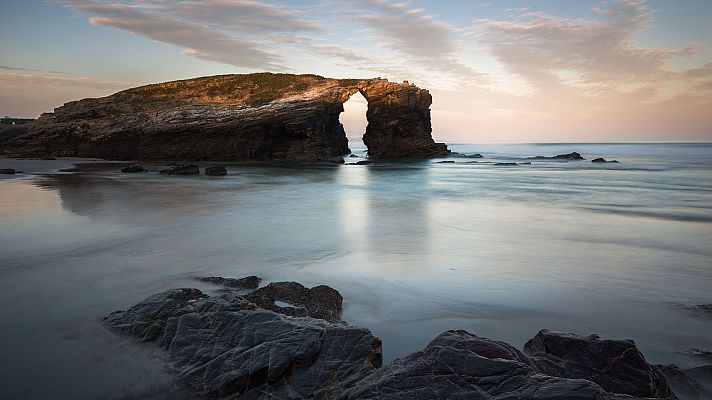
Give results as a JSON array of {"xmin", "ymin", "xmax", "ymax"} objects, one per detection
[
  {"xmin": 159, "ymin": 163, "xmax": 199, "ymax": 175},
  {"xmin": 204, "ymin": 165, "xmax": 227, "ymax": 176},
  {"xmin": 244, "ymin": 281, "xmax": 343, "ymax": 323},
  {"xmin": 523, "ymin": 329, "xmax": 674, "ymax": 398},
  {"xmin": 592, "ymin": 158, "xmax": 620, "ymax": 163},
  {"xmin": 120, "ymin": 164, "xmax": 146, "ymax": 173},
  {"xmin": 196, "ymin": 275, "xmax": 260, "ymax": 289},
  {"xmin": 452, "ymin": 152, "xmax": 483, "ymax": 158},
  {"xmin": 659, "ymin": 364, "xmax": 712, "ymax": 400},
  {"xmin": 340, "ymin": 330, "xmax": 638, "ymax": 400},
  {"xmin": 495, "ymin": 162, "xmax": 518, "ymax": 166},
  {"xmin": 530, "ymin": 152, "xmax": 585, "ymax": 160},
  {"xmin": 105, "ymin": 288, "xmax": 382, "ymax": 399},
  {"xmin": 2, "ymin": 73, "xmax": 448, "ymax": 161},
  {"xmin": 0, "ymin": 168, "xmax": 18, "ymax": 174}
]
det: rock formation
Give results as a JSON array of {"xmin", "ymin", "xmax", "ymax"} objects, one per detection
[
  {"xmin": 1, "ymin": 73, "xmax": 448, "ymax": 161},
  {"xmin": 105, "ymin": 277, "xmax": 695, "ymax": 400}
]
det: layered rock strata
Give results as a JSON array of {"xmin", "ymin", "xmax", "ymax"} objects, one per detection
[{"xmin": 2, "ymin": 73, "xmax": 448, "ymax": 160}]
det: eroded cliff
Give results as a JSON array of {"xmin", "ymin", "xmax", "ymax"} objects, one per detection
[{"xmin": 2, "ymin": 73, "xmax": 448, "ymax": 160}]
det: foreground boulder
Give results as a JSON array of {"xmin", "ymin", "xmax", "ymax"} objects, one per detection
[
  {"xmin": 105, "ymin": 287, "xmax": 382, "ymax": 399},
  {"xmin": 2, "ymin": 73, "xmax": 447, "ymax": 161},
  {"xmin": 197, "ymin": 275, "xmax": 261, "ymax": 289},
  {"xmin": 106, "ymin": 279, "xmax": 685, "ymax": 400},
  {"xmin": 341, "ymin": 330, "xmax": 646, "ymax": 400},
  {"xmin": 523, "ymin": 329, "xmax": 674, "ymax": 398}
]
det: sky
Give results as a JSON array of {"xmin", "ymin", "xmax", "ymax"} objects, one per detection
[{"xmin": 1, "ymin": 0, "xmax": 712, "ymax": 142}]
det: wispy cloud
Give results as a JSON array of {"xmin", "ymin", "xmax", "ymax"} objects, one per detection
[
  {"xmin": 0, "ymin": 72, "xmax": 136, "ymax": 90},
  {"xmin": 60, "ymin": 0, "xmax": 322, "ymax": 70},
  {"xmin": 0, "ymin": 65, "xmax": 64, "ymax": 74}
]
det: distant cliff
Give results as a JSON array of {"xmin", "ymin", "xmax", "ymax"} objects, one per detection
[{"xmin": 1, "ymin": 73, "xmax": 448, "ymax": 161}]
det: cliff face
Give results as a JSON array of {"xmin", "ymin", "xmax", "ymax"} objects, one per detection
[{"xmin": 1, "ymin": 73, "xmax": 448, "ymax": 161}]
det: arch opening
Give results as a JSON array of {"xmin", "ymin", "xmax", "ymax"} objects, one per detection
[{"xmin": 339, "ymin": 90, "xmax": 368, "ymax": 155}]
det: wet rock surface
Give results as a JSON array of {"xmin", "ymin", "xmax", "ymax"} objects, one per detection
[
  {"xmin": 104, "ymin": 277, "xmax": 699, "ymax": 400},
  {"xmin": 197, "ymin": 275, "xmax": 261, "ymax": 289},
  {"xmin": 2, "ymin": 73, "xmax": 447, "ymax": 161},
  {"xmin": 244, "ymin": 281, "xmax": 343, "ymax": 323},
  {"xmin": 105, "ymin": 286, "xmax": 382, "ymax": 399},
  {"xmin": 159, "ymin": 163, "xmax": 200, "ymax": 175},
  {"xmin": 523, "ymin": 329, "xmax": 674, "ymax": 398},
  {"xmin": 120, "ymin": 164, "xmax": 146, "ymax": 173},
  {"xmin": 204, "ymin": 165, "xmax": 227, "ymax": 176}
]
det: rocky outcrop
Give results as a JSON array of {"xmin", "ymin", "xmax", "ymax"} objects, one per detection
[
  {"xmin": 105, "ymin": 278, "xmax": 690, "ymax": 400},
  {"xmin": 120, "ymin": 164, "xmax": 146, "ymax": 173},
  {"xmin": 1, "ymin": 73, "xmax": 447, "ymax": 161},
  {"xmin": 530, "ymin": 152, "xmax": 585, "ymax": 160},
  {"xmin": 159, "ymin": 163, "xmax": 199, "ymax": 175},
  {"xmin": 204, "ymin": 165, "xmax": 227, "ymax": 176},
  {"xmin": 523, "ymin": 329, "xmax": 674, "ymax": 398},
  {"xmin": 592, "ymin": 157, "xmax": 620, "ymax": 163},
  {"xmin": 197, "ymin": 275, "xmax": 260, "ymax": 289},
  {"xmin": 105, "ymin": 286, "xmax": 382, "ymax": 399}
]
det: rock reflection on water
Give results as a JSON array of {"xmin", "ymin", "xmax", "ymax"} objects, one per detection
[{"xmin": 0, "ymin": 142, "xmax": 711, "ymax": 399}]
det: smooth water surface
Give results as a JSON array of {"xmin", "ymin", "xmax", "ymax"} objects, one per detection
[{"xmin": 1, "ymin": 142, "xmax": 711, "ymax": 398}]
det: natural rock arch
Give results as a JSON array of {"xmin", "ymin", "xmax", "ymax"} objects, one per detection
[{"xmin": 1, "ymin": 73, "xmax": 449, "ymax": 161}]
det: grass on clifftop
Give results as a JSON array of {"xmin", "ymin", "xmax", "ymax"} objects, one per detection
[{"xmin": 119, "ymin": 73, "xmax": 368, "ymax": 106}]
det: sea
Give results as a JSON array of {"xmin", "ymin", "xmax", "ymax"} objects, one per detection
[{"xmin": 1, "ymin": 141, "xmax": 711, "ymax": 399}]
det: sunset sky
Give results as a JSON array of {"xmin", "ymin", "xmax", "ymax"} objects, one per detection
[{"xmin": 2, "ymin": 0, "xmax": 712, "ymax": 142}]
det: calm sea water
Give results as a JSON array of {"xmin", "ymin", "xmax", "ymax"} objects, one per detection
[{"xmin": 1, "ymin": 141, "xmax": 711, "ymax": 399}]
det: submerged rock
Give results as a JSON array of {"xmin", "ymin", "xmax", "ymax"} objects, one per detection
[
  {"xmin": 592, "ymin": 157, "xmax": 620, "ymax": 163},
  {"xmin": 524, "ymin": 329, "xmax": 674, "ymax": 398},
  {"xmin": 436, "ymin": 160, "xmax": 455, "ymax": 163},
  {"xmin": 495, "ymin": 162, "xmax": 518, "ymax": 166},
  {"xmin": 204, "ymin": 165, "xmax": 227, "ymax": 176},
  {"xmin": 159, "ymin": 163, "xmax": 199, "ymax": 175},
  {"xmin": 681, "ymin": 304, "xmax": 712, "ymax": 317},
  {"xmin": 244, "ymin": 281, "xmax": 343, "ymax": 323},
  {"xmin": 197, "ymin": 275, "xmax": 261, "ymax": 289},
  {"xmin": 0, "ymin": 168, "xmax": 18, "ymax": 174},
  {"xmin": 346, "ymin": 160, "xmax": 373, "ymax": 165},
  {"xmin": 530, "ymin": 152, "xmax": 585, "ymax": 161},
  {"xmin": 120, "ymin": 164, "xmax": 146, "ymax": 173}
]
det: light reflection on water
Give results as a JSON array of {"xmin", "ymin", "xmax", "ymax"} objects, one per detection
[{"xmin": 1, "ymin": 142, "xmax": 711, "ymax": 399}]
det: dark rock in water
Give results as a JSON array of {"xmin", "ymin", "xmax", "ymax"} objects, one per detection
[
  {"xmin": 681, "ymin": 304, "xmax": 712, "ymax": 317},
  {"xmin": 659, "ymin": 364, "xmax": 712, "ymax": 400},
  {"xmin": 495, "ymin": 162, "xmax": 518, "ymax": 166},
  {"xmin": 592, "ymin": 158, "xmax": 620, "ymax": 163},
  {"xmin": 0, "ymin": 168, "xmax": 18, "ymax": 174},
  {"xmin": 521, "ymin": 161, "xmax": 532, "ymax": 165},
  {"xmin": 436, "ymin": 160, "xmax": 455, "ymax": 163},
  {"xmin": 105, "ymin": 287, "xmax": 381, "ymax": 399},
  {"xmin": 346, "ymin": 160, "xmax": 373, "ymax": 165},
  {"xmin": 530, "ymin": 152, "xmax": 585, "ymax": 160},
  {"xmin": 451, "ymin": 152, "xmax": 483, "ymax": 158},
  {"xmin": 2, "ymin": 73, "xmax": 447, "ymax": 160},
  {"xmin": 120, "ymin": 164, "xmax": 146, "ymax": 173},
  {"xmin": 197, "ymin": 275, "xmax": 261, "ymax": 289},
  {"xmin": 465, "ymin": 160, "xmax": 478, "ymax": 164},
  {"xmin": 159, "ymin": 163, "xmax": 199, "ymax": 175},
  {"xmin": 329, "ymin": 157, "xmax": 345, "ymax": 164},
  {"xmin": 342, "ymin": 329, "xmax": 632, "ymax": 400},
  {"xmin": 245, "ymin": 281, "xmax": 343, "ymax": 323},
  {"xmin": 523, "ymin": 329, "xmax": 674, "ymax": 398},
  {"xmin": 204, "ymin": 165, "xmax": 227, "ymax": 176},
  {"xmin": 349, "ymin": 154, "xmax": 358, "ymax": 158},
  {"xmin": 682, "ymin": 348, "xmax": 712, "ymax": 360}
]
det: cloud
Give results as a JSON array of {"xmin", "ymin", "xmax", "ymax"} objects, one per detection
[
  {"xmin": 0, "ymin": 65, "xmax": 64, "ymax": 74},
  {"xmin": 476, "ymin": 0, "xmax": 705, "ymax": 100},
  {"xmin": 0, "ymin": 72, "xmax": 136, "ymax": 90},
  {"xmin": 60, "ymin": 0, "xmax": 322, "ymax": 70},
  {"xmin": 348, "ymin": 0, "xmax": 488, "ymax": 86}
]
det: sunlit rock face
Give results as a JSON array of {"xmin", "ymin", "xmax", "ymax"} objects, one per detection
[{"xmin": 1, "ymin": 73, "xmax": 448, "ymax": 160}]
